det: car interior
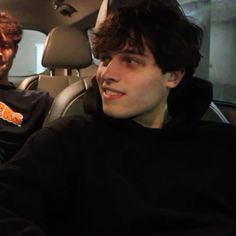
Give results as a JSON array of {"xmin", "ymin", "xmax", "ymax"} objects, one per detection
[
  {"xmin": 18, "ymin": 25, "xmax": 92, "ymax": 97},
  {"xmin": 1, "ymin": 0, "xmax": 236, "ymax": 126}
]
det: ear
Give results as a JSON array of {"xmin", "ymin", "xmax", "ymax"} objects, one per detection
[{"xmin": 165, "ymin": 69, "xmax": 185, "ymax": 89}]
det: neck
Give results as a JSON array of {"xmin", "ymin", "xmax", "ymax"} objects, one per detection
[
  {"xmin": 134, "ymin": 104, "xmax": 169, "ymax": 129},
  {"xmin": 0, "ymin": 74, "xmax": 10, "ymax": 86}
]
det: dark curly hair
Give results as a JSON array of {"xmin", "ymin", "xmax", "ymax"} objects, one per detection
[
  {"xmin": 93, "ymin": 0, "xmax": 203, "ymax": 79},
  {"xmin": 0, "ymin": 12, "xmax": 23, "ymax": 46}
]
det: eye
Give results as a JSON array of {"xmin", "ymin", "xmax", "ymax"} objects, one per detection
[
  {"xmin": 99, "ymin": 53, "xmax": 111, "ymax": 62},
  {"xmin": 0, "ymin": 42, "xmax": 12, "ymax": 49},
  {"xmin": 4, "ymin": 43, "xmax": 11, "ymax": 48},
  {"xmin": 125, "ymin": 57, "xmax": 136, "ymax": 64},
  {"xmin": 99, "ymin": 53, "xmax": 111, "ymax": 66},
  {"xmin": 123, "ymin": 56, "xmax": 140, "ymax": 65}
]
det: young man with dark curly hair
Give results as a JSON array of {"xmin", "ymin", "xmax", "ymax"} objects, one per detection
[
  {"xmin": 0, "ymin": 13, "xmax": 53, "ymax": 161},
  {"xmin": 0, "ymin": 1, "xmax": 235, "ymax": 235}
]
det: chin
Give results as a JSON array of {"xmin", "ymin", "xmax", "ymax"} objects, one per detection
[
  {"xmin": 102, "ymin": 103, "xmax": 136, "ymax": 119},
  {"xmin": 103, "ymin": 109, "xmax": 133, "ymax": 119},
  {"xmin": 0, "ymin": 71, "xmax": 6, "ymax": 77}
]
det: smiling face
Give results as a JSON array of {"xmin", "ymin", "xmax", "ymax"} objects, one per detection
[
  {"xmin": 0, "ymin": 33, "xmax": 17, "ymax": 84},
  {"xmin": 96, "ymin": 41, "xmax": 184, "ymax": 128}
]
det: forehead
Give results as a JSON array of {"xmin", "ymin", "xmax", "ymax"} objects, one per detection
[
  {"xmin": 119, "ymin": 41, "xmax": 155, "ymax": 61},
  {"xmin": 108, "ymin": 39, "xmax": 152, "ymax": 56}
]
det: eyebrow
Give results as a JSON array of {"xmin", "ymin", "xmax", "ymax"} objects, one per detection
[{"xmin": 120, "ymin": 48, "xmax": 147, "ymax": 57}]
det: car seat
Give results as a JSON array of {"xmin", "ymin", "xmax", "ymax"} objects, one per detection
[
  {"xmin": 202, "ymin": 101, "xmax": 229, "ymax": 123},
  {"xmin": 18, "ymin": 25, "xmax": 92, "ymax": 97},
  {"xmin": 43, "ymin": 76, "xmax": 93, "ymax": 126}
]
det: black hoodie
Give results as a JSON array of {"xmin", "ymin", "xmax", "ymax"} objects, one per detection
[
  {"xmin": 0, "ymin": 77, "xmax": 235, "ymax": 236},
  {"xmin": 0, "ymin": 84, "xmax": 53, "ymax": 161}
]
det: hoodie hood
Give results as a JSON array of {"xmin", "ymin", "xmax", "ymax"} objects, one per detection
[
  {"xmin": 167, "ymin": 76, "xmax": 213, "ymax": 127},
  {"xmin": 83, "ymin": 76, "xmax": 213, "ymax": 127}
]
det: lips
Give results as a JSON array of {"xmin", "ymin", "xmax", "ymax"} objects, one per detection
[{"xmin": 102, "ymin": 87, "xmax": 125, "ymax": 100}]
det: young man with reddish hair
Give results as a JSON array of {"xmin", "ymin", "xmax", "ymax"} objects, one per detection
[{"xmin": 0, "ymin": 13, "xmax": 52, "ymax": 161}]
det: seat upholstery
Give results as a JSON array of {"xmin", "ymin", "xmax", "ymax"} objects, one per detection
[
  {"xmin": 17, "ymin": 75, "xmax": 39, "ymax": 90},
  {"xmin": 202, "ymin": 102, "xmax": 229, "ymax": 123},
  {"xmin": 43, "ymin": 76, "xmax": 93, "ymax": 126},
  {"xmin": 18, "ymin": 26, "xmax": 92, "ymax": 97}
]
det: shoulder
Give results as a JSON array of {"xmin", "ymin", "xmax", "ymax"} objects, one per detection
[
  {"xmin": 17, "ymin": 89, "xmax": 53, "ymax": 111},
  {"xmin": 200, "ymin": 120, "xmax": 236, "ymax": 131},
  {"xmin": 44, "ymin": 114, "xmax": 124, "ymax": 138},
  {"xmin": 17, "ymin": 89, "xmax": 52, "ymax": 101},
  {"xmin": 2, "ymin": 89, "xmax": 53, "ymax": 105},
  {"xmin": 45, "ymin": 114, "xmax": 99, "ymax": 134},
  {"xmin": 198, "ymin": 120, "xmax": 236, "ymax": 140}
]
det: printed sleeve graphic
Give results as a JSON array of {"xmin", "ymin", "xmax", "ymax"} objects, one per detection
[{"xmin": 0, "ymin": 102, "xmax": 23, "ymax": 127}]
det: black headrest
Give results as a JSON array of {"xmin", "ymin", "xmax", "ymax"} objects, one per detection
[
  {"xmin": 83, "ymin": 76, "xmax": 213, "ymax": 124},
  {"xmin": 83, "ymin": 77, "xmax": 102, "ymax": 115}
]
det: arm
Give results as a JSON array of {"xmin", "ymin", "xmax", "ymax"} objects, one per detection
[
  {"xmin": 0, "ymin": 127, "xmax": 65, "ymax": 235},
  {"xmin": 0, "ymin": 209, "xmax": 46, "ymax": 236}
]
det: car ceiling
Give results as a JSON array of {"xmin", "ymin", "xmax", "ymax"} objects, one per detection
[
  {"xmin": 0, "ymin": 0, "xmax": 103, "ymax": 33},
  {"xmin": 1, "ymin": 0, "xmax": 235, "ymax": 34},
  {"xmin": 0, "ymin": 0, "xmax": 143, "ymax": 34}
]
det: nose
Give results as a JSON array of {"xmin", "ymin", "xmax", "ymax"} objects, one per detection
[{"xmin": 98, "ymin": 56, "xmax": 121, "ymax": 84}]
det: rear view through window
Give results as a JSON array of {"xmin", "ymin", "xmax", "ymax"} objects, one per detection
[
  {"xmin": 181, "ymin": 0, "xmax": 236, "ymax": 103},
  {"xmin": 9, "ymin": 29, "xmax": 46, "ymax": 84}
]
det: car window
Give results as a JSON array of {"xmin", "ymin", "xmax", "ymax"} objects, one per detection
[
  {"xmin": 180, "ymin": 0, "xmax": 236, "ymax": 103},
  {"xmin": 9, "ymin": 29, "xmax": 47, "ymax": 83}
]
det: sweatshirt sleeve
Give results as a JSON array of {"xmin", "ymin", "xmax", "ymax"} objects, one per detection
[
  {"xmin": 0, "ymin": 209, "xmax": 46, "ymax": 236},
  {"xmin": 0, "ymin": 126, "xmax": 66, "ymax": 236}
]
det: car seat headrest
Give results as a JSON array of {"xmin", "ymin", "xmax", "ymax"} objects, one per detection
[{"xmin": 42, "ymin": 26, "xmax": 92, "ymax": 69}]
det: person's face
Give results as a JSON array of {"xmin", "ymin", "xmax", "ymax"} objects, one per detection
[
  {"xmin": 0, "ymin": 33, "xmax": 17, "ymax": 79},
  {"xmin": 96, "ymin": 41, "xmax": 183, "ymax": 127}
]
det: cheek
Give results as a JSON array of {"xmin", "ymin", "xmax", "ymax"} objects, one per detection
[
  {"xmin": 132, "ymin": 75, "xmax": 167, "ymax": 103},
  {"xmin": 96, "ymin": 67, "xmax": 103, "ymax": 84},
  {"xmin": 135, "ymin": 73, "xmax": 164, "ymax": 93},
  {"xmin": 4, "ymin": 51, "xmax": 15, "ymax": 61}
]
